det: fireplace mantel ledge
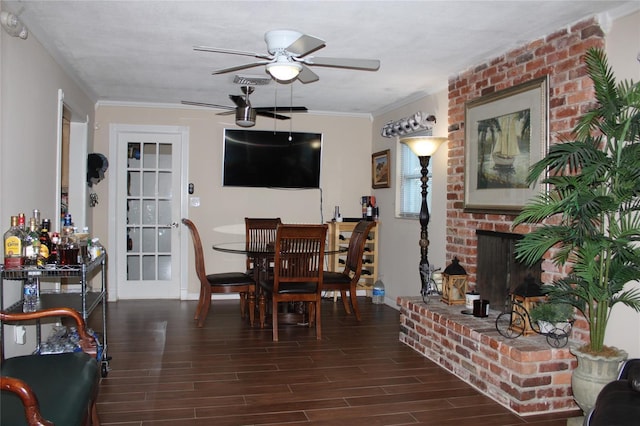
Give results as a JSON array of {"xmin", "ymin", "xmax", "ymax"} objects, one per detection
[{"xmin": 397, "ymin": 296, "xmax": 579, "ymax": 416}]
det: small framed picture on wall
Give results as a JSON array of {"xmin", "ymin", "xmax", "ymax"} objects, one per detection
[{"xmin": 372, "ymin": 149, "xmax": 391, "ymax": 189}]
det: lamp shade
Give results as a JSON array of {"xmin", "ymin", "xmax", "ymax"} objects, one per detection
[
  {"xmin": 266, "ymin": 59, "xmax": 302, "ymax": 82},
  {"xmin": 400, "ymin": 136, "xmax": 447, "ymax": 157}
]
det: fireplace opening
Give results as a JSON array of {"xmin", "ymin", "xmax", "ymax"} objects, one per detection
[{"xmin": 475, "ymin": 230, "xmax": 542, "ymax": 311}]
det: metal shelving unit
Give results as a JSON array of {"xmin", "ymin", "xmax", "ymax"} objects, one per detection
[{"xmin": 0, "ymin": 253, "xmax": 109, "ymax": 376}]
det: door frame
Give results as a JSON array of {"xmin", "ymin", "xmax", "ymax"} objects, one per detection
[{"xmin": 107, "ymin": 124, "xmax": 189, "ymax": 301}]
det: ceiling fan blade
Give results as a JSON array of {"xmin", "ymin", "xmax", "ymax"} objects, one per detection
[
  {"xmin": 297, "ymin": 65, "xmax": 320, "ymax": 84},
  {"xmin": 181, "ymin": 100, "xmax": 233, "ymax": 110},
  {"xmin": 193, "ymin": 45, "xmax": 272, "ymax": 60},
  {"xmin": 254, "ymin": 106, "xmax": 308, "ymax": 113},
  {"xmin": 286, "ymin": 34, "xmax": 326, "ymax": 57},
  {"xmin": 303, "ymin": 56, "xmax": 380, "ymax": 71},
  {"xmin": 211, "ymin": 60, "xmax": 272, "ymax": 75},
  {"xmin": 256, "ymin": 110, "xmax": 292, "ymax": 120},
  {"xmin": 229, "ymin": 95, "xmax": 247, "ymax": 108}
]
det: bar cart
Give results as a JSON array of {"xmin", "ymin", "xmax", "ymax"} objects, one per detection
[{"xmin": 0, "ymin": 253, "xmax": 109, "ymax": 376}]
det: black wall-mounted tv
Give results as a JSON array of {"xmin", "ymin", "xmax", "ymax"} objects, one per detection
[{"xmin": 223, "ymin": 129, "xmax": 323, "ymax": 189}]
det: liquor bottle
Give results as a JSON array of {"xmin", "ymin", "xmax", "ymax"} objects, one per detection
[
  {"xmin": 59, "ymin": 214, "xmax": 77, "ymax": 265},
  {"xmin": 4, "ymin": 215, "xmax": 24, "ymax": 269},
  {"xmin": 23, "ymin": 217, "xmax": 42, "ymax": 268},
  {"xmin": 32, "ymin": 209, "xmax": 41, "ymax": 233},
  {"xmin": 39, "ymin": 219, "xmax": 52, "ymax": 264},
  {"xmin": 361, "ymin": 196, "xmax": 368, "ymax": 218},
  {"xmin": 49, "ymin": 232, "xmax": 60, "ymax": 265},
  {"xmin": 62, "ymin": 213, "xmax": 74, "ymax": 241},
  {"xmin": 18, "ymin": 212, "xmax": 26, "ymax": 232},
  {"xmin": 366, "ymin": 199, "xmax": 373, "ymax": 221}
]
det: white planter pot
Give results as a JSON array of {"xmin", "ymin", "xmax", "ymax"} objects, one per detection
[
  {"xmin": 537, "ymin": 320, "xmax": 572, "ymax": 335},
  {"xmin": 570, "ymin": 345, "xmax": 627, "ymax": 415}
]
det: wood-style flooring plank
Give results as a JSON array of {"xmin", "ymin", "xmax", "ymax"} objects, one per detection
[{"xmin": 93, "ymin": 298, "xmax": 582, "ymax": 425}]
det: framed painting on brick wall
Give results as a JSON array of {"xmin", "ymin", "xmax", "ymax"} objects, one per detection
[{"xmin": 463, "ymin": 76, "xmax": 548, "ymax": 213}]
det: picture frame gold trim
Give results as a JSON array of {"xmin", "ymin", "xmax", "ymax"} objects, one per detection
[
  {"xmin": 464, "ymin": 76, "xmax": 548, "ymax": 214},
  {"xmin": 371, "ymin": 149, "xmax": 391, "ymax": 189}
]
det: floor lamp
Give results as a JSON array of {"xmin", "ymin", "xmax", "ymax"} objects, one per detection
[{"xmin": 400, "ymin": 136, "xmax": 447, "ymax": 295}]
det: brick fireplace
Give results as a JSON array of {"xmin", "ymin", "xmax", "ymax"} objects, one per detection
[
  {"xmin": 398, "ymin": 297, "xmax": 579, "ymax": 416},
  {"xmin": 445, "ymin": 17, "xmax": 604, "ymax": 295},
  {"xmin": 397, "ymin": 17, "xmax": 604, "ymax": 416}
]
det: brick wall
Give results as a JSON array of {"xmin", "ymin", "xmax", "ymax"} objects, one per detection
[
  {"xmin": 445, "ymin": 17, "xmax": 604, "ymax": 344},
  {"xmin": 398, "ymin": 297, "xmax": 579, "ymax": 415}
]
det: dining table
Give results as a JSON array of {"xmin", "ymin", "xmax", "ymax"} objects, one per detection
[{"xmin": 212, "ymin": 240, "xmax": 345, "ymax": 328}]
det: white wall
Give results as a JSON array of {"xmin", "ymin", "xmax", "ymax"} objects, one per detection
[
  {"xmin": 603, "ymin": 9, "xmax": 640, "ymax": 358},
  {"xmin": 371, "ymin": 89, "xmax": 449, "ymax": 305},
  {"xmin": 92, "ymin": 105, "xmax": 373, "ymax": 299},
  {"xmin": 0, "ymin": 4, "xmax": 95, "ymax": 356}
]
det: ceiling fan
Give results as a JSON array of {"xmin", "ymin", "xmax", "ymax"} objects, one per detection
[
  {"xmin": 182, "ymin": 86, "xmax": 308, "ymax": 127},
  {"xmin": 194, "ymin": 29, "xmax": 381, "ymax": 84}
]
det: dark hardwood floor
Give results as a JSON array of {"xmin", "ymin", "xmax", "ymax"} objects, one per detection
[{"xmin": 92, "ymin": 297, "xmax": 581, "ymax": 425}]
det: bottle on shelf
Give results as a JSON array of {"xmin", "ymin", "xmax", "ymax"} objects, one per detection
[
  {"xmin": 39, "ymin": 219, "xmax": 52, "ymax": 264},
  {"xmin": 22, "ymin": 276, "xmax": 40, "ymax": 312},
  {"xmin": 59, "ymin": 213, "xmax": 78, "ymax": 265},
  {"xmin": 49, "ymin": 232, "xmax": 60, "ymax": 265},
  {"xmin": 18, "ymin": 212, "xmax": 26, "ymax": 232},
  {"xmin": 4, "ymin": 215, "xmax": 24, "ymax": 269},
  {"xmin": 62, "ymin": 213, "xmax": 74, "ymax": 242},
  {"xmin": 23, "ymin": 217, "xmax": 42, "ymax": 268},
  {"xmin": 366, "ymin": 196, "xmax": 376, "ymax": 221},
  {"xmin": 32, "ymin": 209, "xmax": 41, "ymax": 233},
  {"xmin": 361, "ymin": 196, "xmax": 368, "ymax": 219},
  {"xmin": 372, "ymin": 278, "xmax": 385, "ymax": 304}
]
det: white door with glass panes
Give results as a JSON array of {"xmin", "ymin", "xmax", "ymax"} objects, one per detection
[{"xmin": 109, "ymin": 125, "xmax": 188, "ymax": 300}]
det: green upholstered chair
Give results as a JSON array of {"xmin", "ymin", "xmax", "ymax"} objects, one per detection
[{"xmin": 1, "ymin": 307, "xmax": 100, "ymax": 426}]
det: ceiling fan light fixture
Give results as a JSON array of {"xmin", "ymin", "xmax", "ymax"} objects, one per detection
[
  {"xmin": 266, "ymin": 59, "xmax": 302, "ymax": 82},
  {"xmin": 235, "ymin": 106, "xmax": 256, "ymax": 127}
]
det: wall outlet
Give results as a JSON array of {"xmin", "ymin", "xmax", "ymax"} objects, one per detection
[{"xmin": 14, "ymin": 325, "xmax": 26, "ymax": 345}]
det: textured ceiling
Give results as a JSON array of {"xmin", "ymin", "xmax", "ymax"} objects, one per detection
[{"xmin": 2, "ymin": 0, "xmax": 638, "ymax": 116}]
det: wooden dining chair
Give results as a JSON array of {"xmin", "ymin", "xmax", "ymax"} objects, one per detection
[
  {"xmin": 244, "ymin": 217, "xmax": 281, "ymax": 275},
  {"xmin": 323, "ymin": 220, "xmax": 376, "ymax": 320},
  {"xmin": 258, "ymin": 224, "xmax": 327, "ymax": 341},
  {"xmin": 182, "ymin": 218, "xmax": 256, "ymax": 327}
]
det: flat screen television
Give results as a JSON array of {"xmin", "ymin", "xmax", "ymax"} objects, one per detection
[{"xmin": 223, "ymin": 129, "xmax": 323, "ymax": 188}]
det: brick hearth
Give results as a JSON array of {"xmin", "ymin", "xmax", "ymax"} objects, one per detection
[{"xmin": 398, "ymin": 296, "xmax": 579, "ymax": 416}]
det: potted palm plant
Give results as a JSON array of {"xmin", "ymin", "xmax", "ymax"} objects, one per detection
[{"xmin": 512, "ymin": 47, "xmax": 640, "ymax": 415}]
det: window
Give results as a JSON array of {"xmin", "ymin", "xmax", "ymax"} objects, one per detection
[{"xmin": 398, "ymin": 142, "xmax": 433, "ymax": 218}]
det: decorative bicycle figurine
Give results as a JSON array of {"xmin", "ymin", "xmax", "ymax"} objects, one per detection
[
  {"xmin": 495, "ymin": 294, "xmax": 573, "ymax": 348},
  {"xmin": 420, "ymin": 263, "xmax": 441, "ymax": 304}
]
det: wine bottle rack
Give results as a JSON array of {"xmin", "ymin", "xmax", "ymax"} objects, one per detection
[{"xmin": 327, "ymin": 221, "xmax": 379, "ymax": 295}]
